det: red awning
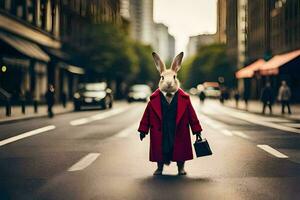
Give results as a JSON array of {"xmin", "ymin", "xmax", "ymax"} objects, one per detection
[
  {"xmin": 235, "ymin": 59, "xmax": 265, "ymax": 79},
  {"xmin": 259, "ymin": 49, "xmax": 300, "ymax": 76}
]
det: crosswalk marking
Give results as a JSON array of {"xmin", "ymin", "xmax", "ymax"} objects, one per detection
[
  {"xmin": 68, "ymin": 153, "xmax": 100, "ymax": 172},
  {"xmin": 0, "ymin": 125, "xmax": 56, "ymax": 147},
  {"xmin": 257, "ymin": 145, "xmax": 288, "ymax": 158}
]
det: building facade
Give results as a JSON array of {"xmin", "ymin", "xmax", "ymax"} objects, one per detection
[
  {"xmin": 0, "ymin": 0, "xmax": 61, "ymax": 102},
  {"xmin": 270, "ymin": 0, "xmax": 300, "ymax": 55},
  {"xmin": 168, "ymin": 34, "xmax": 175, "ymax": 60},
  {"xmin": 233, "ymin": 0, "xmax": 300, "ymax": 101},
  {"xmin": 237, "ymin": 0, "xmax": 247, "ymax": 69},
  {"xmin": 217, "ymin": 0, "xmax": 227, "ymax": 43},
  {"xmin": 226, "ymin": 0, "xmax": 238, "ymax": 68},
  {"xmin": 129, "ymin": 0, "xmax": 154, "ymax": 45},
  {"xmin": 247, "ymin": 0, "xmax": 271, "ymax": 62},
  {"xmin": 153, "ymin": 23, "xmax": 175, "ymax": 62},
  {"xmin": 0, "ymin": 0, "xmax": 121, "ymax": 103},
  {"xmin": 187, "ymin": 34, "xmax": 216, "ymax": 57}
]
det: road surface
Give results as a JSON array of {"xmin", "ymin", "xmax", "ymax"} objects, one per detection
[{"xmin": 0, "ymin": 99, "xmax": 300, "ymax": 200}]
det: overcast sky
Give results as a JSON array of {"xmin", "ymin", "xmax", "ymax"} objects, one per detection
[{"xmin": 153, "ymin": 0, "xmax": 217, "ymax": 55}]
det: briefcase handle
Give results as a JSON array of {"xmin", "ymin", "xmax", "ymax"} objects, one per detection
[{"xmin": 196, "ymin": 134, "xmax": 202, "ymax": 142}]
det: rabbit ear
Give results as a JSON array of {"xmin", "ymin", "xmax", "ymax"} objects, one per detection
[
  {"xmin": 152, "ymin": 52, "xmax": 165, "ymax": 74},
  {"xmin": 171, "ymin": 52, "xmax": 184, "ymax": 72}
]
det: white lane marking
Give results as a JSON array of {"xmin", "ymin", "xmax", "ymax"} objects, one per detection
[
  {"xmin": 200, "ymin": 115, "xmax": 224, "ymax": 129},
  {"xmin": 114, "ymin": 122, "xmax": 140, "ymax": 138},
  {"xmin": 68, "ymin": 153, "xmax": 100, "ymax": 172},
  {"xmin": 232, "ymin": 131, "xmax": 250, "ymax": 139},
  {"xmin": 70, "ymin": 107, "xmax": 129, "ymax": 126},
  {"xmin": 70, "ymin": 118, "xmax": 89, "ymax": 126},
  {"xmin": 221, "ymin": 130, "xmax": 233, "ymax": 136},
  {"xmin": 0, "ymin": 125, "xmax": 56, "ymax": 147},
  {"xmin": 257, "ymin": 145, "xmax": 288, "ymax": 158}
]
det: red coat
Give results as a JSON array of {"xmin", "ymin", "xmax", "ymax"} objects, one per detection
[{"xmin": 138, "ymin": 88, "xmax": 202, "ymax": 162}]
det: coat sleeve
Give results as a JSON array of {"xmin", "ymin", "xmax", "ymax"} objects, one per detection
[
  {"xmin": 138, "ymin": 102, "xmax": 151, "ymax": 134},
  {"xmin": 187, "ymin": 97, "xmax": 202, "ymax": 134}
]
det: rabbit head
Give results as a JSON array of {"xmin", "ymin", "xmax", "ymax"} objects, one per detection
[{"xmin": 152, "ymin": 52, "xmax": 184, "ymax": 93}]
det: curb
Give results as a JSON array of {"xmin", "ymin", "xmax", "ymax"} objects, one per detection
[
  {"xmin": 224, "ymin": 104, "xmax": 300, "ymax": 121},
  {"xmin": 0, "ymin": 109, "xmax": 73, "ymax": 125}
]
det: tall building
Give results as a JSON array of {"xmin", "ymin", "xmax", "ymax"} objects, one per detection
[
  {"xmin": 168, "ymin": 34, "xmax": 175, "ymax": 60},
  {"xmin": 153, "ymin": 23, "xmax": 175, "ymax": 62},
  {"xmin": 0, "ymin": 0, "xmax": 121, "ymax": 103},
  {"xmin": 235, "ymin": 0, "xmax": 300, "ymax": 101},
  {"xmin": 217, "ymin": 0, "xmax": 227, "ymax": 43},
  {"xmin": 0, "ymin": 0, "xmax": 61, "ymax": 102},
  {"xmin": 247, "ymin": 0, "xmax": 271, "ymax": 62},
  {"xmin": 237, "ymin": 0, "xmax": 247, "ymax": 69},
  {"xmin": 226, "ymin": 0, "xmax": 238, "ymax": 67},
  {"xmin": 120, "ymin": 0, "xmax": 130, "ymax": 20},
  {"xmin": 187, "ymin": 34, "xmax": 216, "ymax": 57},
  {"xmin": 129, "ymin": 0, "xmax": 154, "ymax": 45},
  {"xmin": 246, "ymin": 0, "xmax": 300, "ymax": 60},
  {"xmin": 270, "ymin": 0, "xmax": 300, "ymax": 55}
]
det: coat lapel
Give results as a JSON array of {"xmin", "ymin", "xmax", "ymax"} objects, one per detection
[
  {"xmin": 150, "ymin": 88, "xmax": 188, "ymax": 124},
  {"xmin": 176, "ymin": 89, "xmax": 188, "ymax": 125},
  {"xmin": 150, "ymin": 89, "xmax": 162, "ymax": 121}
]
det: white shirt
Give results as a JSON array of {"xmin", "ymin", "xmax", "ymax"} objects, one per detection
[{"xmin": 161, "ymin": 91, "xmax": 176, "ymax": 104}]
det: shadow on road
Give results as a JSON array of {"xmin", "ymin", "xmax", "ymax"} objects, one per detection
[{"xmin": 140, "ymin": 175, "xmax": 212, "ymax": 184}]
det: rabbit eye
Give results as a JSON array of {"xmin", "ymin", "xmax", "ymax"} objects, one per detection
[
  {"xmin": 173, "ymin": 75, "xmax": 176, "ymax": 79},
  {"xmin": 161, "ymin": 76, "xmax": 164, "ymax": 80}
]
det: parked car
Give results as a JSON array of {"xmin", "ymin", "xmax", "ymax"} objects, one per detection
[
  {"xmin": 73, "ymin": 82, "xmax": 113, "ymax": 111},
  {"xmin": 127, "ymin": 84, "xmax": 151, "ymax": 102},
  {"xmin": 203, "ymin": 82, "xmax": 221, "ymax": 98}
]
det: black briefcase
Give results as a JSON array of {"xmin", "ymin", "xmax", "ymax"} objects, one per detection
[{"xmin": 193, "ymin": 135, "xmax": 212, "ymax": 157}]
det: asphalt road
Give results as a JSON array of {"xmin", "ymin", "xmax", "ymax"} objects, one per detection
[{"xmin": 0, "ymin": 98, "xmax": 300, "ymax": 200}]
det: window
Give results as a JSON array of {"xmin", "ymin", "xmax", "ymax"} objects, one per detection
[
  {"xmin": 17, "ymin": 5, "xmax": 23, "ymax": 17},
  {"xmin": 1, "ymin": 0, "xmax": 10, "ymax": 10},
  {"xmin": 40, "ymin": 0, "xmax": 47, "ymax": 29},
  {"xmin": 26, "ymin": 0, "xmax": 34, "ymax": 23}
]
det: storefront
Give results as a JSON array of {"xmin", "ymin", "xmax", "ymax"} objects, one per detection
[
  {"xmin": 0, "ymin": 31, "xmax": 49, "ymax": 103},
  {"xmin": 236, "ymin": 49, "xmax": 300, "ymax": 102}
]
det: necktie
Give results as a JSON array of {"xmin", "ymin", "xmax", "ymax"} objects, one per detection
[{"xmin": 166, "ymin": 93, "xmax": 173, "ymax": 104}]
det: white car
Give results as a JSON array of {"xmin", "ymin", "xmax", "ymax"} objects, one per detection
[
  {"xmin": 204, "ymin": 86, "xmax": 221, "ymax": 98},
  {"xmin": 127, "ymin": 84, "xmax": 151, "ymax": 102}
]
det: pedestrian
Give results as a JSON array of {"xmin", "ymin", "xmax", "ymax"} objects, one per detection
[
  {"xmin": 277, "ymin": 81, "xmax": 292, "ymax": 114},
  {"xmin": 45, "ymin": 84, "xmax": 55, "ymax": 118},
  {"xmin": 234, "ymin": 89, "xmax": 240, "ymax": 108},
  {"xmin": 243, "ymin": 90, "xmax": 249, "ymax": 111},
  {"xmin": 138, "ymin": 52, "xmax": 202, "ymax": 176},
  {"xmin": 220, "ymin": 87, "xmax": 225, "ymax": 104},
  {"xmin": 260, "ymin": 82, "xmax": 274, "ymax": 115},
  {"xmin": 61, "ymin": 92, "xmax": 67, "ymax": 108},
  {"xmin": 199, "ymin": 90, "xmax": 206, "ymax": 104}
]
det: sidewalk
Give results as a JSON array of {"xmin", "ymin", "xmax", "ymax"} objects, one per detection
[
  {"xmin": 0, "ymin": 102, "xmax": 74, "ymax": 124},
  {"xmin": 224, "ymin": 99, "xmax": 300, "ymax": 120}
]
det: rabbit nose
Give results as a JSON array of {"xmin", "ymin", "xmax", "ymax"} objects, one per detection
[{"xmin": 167, "ymin": 82, "xmax": 172, "ymax": 86}]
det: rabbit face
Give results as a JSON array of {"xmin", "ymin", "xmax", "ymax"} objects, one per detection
[
  {"xmin": 159, "ymin": 70, "xmax": 180, "ymax": 93},
  {"xmin": 152, "ymin": 52, "xmax": 184, "ymax": 93}
]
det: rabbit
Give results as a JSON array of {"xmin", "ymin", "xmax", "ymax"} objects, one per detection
[
  {"xmin": 152, "ymin": 52, "xmax": 183, "ymax": 95},
  {"xmin": 138, "ymin": 52, "xmax": 202, "ymax": 176}
]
